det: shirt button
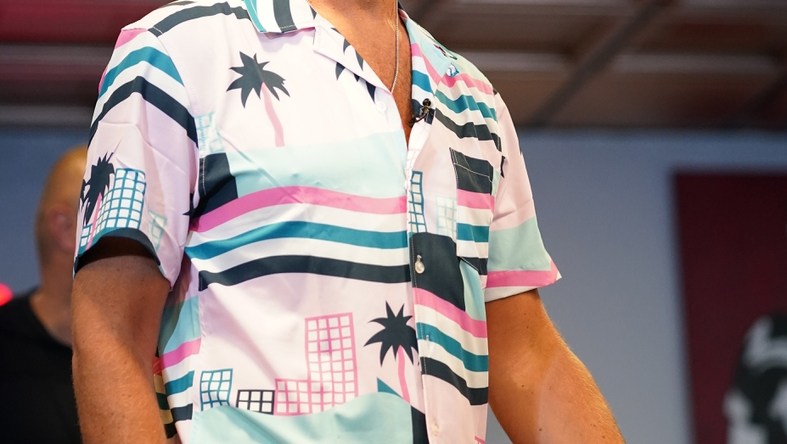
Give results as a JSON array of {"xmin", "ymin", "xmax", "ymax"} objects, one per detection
[
  {"xmin": 414, "ymin": 255, "xmax": 425, "ymax": 274},
  {"xmin": 377, "ymin": 101, "xmax": 387, "ymax": 113}
]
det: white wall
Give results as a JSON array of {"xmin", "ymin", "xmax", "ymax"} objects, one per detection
[
  {"xmin": 2, "ymin": 129, "xmax": 787, "ymax": 443},
  {"xmin": 486, "ymin": 131, "xmax": 787, "ymax": 444}
]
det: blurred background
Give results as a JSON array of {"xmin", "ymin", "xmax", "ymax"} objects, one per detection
[
  {"xmin": 2, "ymin": 0, "xmax": 787, "ymax": 128},
  {"xmin": 1, "ymin": 0, "xmax": 786, "ymax": 443}
]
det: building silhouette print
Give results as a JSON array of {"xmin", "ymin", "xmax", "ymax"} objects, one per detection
[
  {"xmin": 275, "ymin": 313, "xmax": 359, "ymax": 415},
  {"xmin": 79, "ymin": 168, "xmax": 146, "ymax": 250},
  {"xmin": 408, "ymin": 171, "xmax": 427, "ymax": 233},
  {"xmin": 200, "ymin": 368, "xmax": 233, "ymax": 410},
  {"xmin": 236, "ymin": 389, "xmax": 275, "ymax": 414}
]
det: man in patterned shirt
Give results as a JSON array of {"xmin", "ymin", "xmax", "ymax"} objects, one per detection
[{"xmin": 71, "ymin": 0, "xmax": 623, "ymax": 442}]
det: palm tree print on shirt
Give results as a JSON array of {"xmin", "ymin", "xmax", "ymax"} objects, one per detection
[
  {"xmin": 80, "ymin": 152, "xmax": 115, "ymax": 226},
  {"xmin": 227, "ymin": 51, "xmax": 290, "ymax": 146},
  {"xmin": 365, "ymin": 302, "xmax": 418, "ymax": 402}
]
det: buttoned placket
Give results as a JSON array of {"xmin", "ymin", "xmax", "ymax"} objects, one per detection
[
  {"xmin": 307, "ymin": 6, "xmax": 464, "ymax": 441},
  {"xmin": 399, "ymin": 14, "xmax": 466, "ymax": 441},
  {"xmin": 406, "ymin": 92, "xmax": 455, "ymax": 444}
]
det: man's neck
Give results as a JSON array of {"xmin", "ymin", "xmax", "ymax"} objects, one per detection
[
  {"xmin": 308, "ymin": 0, "xmax": 390, "ymax": 12},
  {"xmin": 306, "ymin": 0, "xmax": 412, "ymax": 143},
  {"xmin": 307, "ymin": 0, "xmax": 394, "ymax": 20}
]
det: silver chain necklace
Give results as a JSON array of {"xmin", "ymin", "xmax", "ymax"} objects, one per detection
[
  {"xmin": 306, "ymin": 1, "xmax": 400, "ymax": 93},
  {"xmin": 390, "ymin": 1, "xmax": 400, "ymax": 93}
]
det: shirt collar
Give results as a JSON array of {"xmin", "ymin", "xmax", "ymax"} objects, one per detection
[
  {"xmin": 243, "ymin": 0, "xmax": 316, "ymax": 34},
  {"xmin": 401, "ymin": 9, "xmax": 455, "ymax": 96},
  {"xmin": 242, "ymin": 0, "xmax": 456, "ymax": 94}
]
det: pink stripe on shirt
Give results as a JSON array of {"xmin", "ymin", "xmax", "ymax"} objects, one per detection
[
  {"xmin": 115, "ymin": 28, "xmax": 146, "ymax": 49},
  {"xmin": 154, "ymin": 338, "xmax": 201, "ymax": 373},
  {"xmin": 414, "ymin": 288, "xmax": 487, "ymax": 338},
  {"xmin": 411, "ymin": 44, "xmax": 495, "ymax": 95},
  {"xmin": 486, "ymin": 261, "xmax": 559, "ymax": 289},
  {"xmin": 457, "ymin": 189, "xmax": 494, "ymax": 210},
  {"xmin": 193, "ymin": 186, "xmax": 406, "ymax": 232}
]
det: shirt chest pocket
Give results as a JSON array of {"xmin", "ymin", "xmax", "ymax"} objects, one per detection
[
  {"xmin": 448, "ymin": 147, "xmax": 502, "ymax": 263},
  {"xmin": 430, "ymin": 146, "xmax": 502, "ymax": 272}
]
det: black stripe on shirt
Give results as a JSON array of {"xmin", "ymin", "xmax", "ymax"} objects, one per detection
[
  {"xmin": 434, "ymin": 109, "xmax": 501, "ymax": 152},
  {"xmin": 150, "ymin": 2, "xmax": 251, "ymax": 37},
  {"xmin": 156, "ymin": 391, "xmax": 170, "ymax": 410},
  {"xmin": 411, "ymin": 407, "xmax": 428, "ymax": 444},
  {"xmin": 459, "ymin": 256, "xmax": 488, "ymax": 276},
  {"xmin": 273, "ymin": 0, "xmax": 296, "ymax": 32},
  {"xmin": 89, "ymin": 76, "xmax": 197, "ymax": 145},
  {"xmin": 198, "ymin": 255, "xmax": 411, "ymax": 290},
  {"xmin": 74, "ymin": 229, "xmax": 159, "ymax": 274},
  {"xmin": 420, "ymin": 357, "xmax": 488, "ymax": 406},
  {"xmin": 162, "ymin": 1, "xmax": 196, "ymax": 8},
  {"xmin": 164, "ymin": 422, "xmax": 177, "ymax": 439},
  {"xmin": 171, "ymin": 404, "xmax": 193, "ymax": 422}
]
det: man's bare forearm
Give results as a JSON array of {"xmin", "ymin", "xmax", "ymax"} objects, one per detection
[
  {"xmin": 487, "ymin": 290, "xmax": 624, "ymax": 443},
  {"xmin": 72, "ymin": 248, "xmax": 170, "ymax": 443}
]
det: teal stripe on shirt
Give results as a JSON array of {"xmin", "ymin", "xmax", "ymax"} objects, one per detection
[
  {"xmin": 99, "ymin": 47, "xmax": 183, "ymax": 98},
  {"xmin": 411, "ymin": 70, "xmax": 432, "ymax": 95},
  {"xmin": 434, "ymin": 90, "xmax": 496, "ymax": 120},
  {"xmin": 417, "ymin": 323, "xmax": 488, "ymax": 372},
  {"xmin": 164, "ymin": 371, "xmax": 195, "ymax": 395},
  {"xmin": 243, "ymin": 0, "xmax": 267, "ymax": 31},
  {"xmin": 457, "ymin": 223, "xmax": 489, "ymax": 243},
  {"xmin": 187, "ymin": 221, "xmax": 408, "ymax": 260}
]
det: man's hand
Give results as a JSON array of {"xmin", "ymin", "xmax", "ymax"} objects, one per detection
[{"xmin": 486, "ymin": 289, "xmax": 624, "ymax": 443}]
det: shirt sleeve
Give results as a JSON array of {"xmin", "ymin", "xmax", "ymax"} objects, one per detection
[
  {"xmin": 484, "ymin": 93, "xmax": 560, "ymax": 302},
  {"xmin": 74, "ymin": 27, "xmax": 197, "ymax": 287}
]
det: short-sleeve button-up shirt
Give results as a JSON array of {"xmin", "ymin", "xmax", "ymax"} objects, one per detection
[{"xmin": 74, "ymin": 0, "xmax": 560, "ymax": 442}]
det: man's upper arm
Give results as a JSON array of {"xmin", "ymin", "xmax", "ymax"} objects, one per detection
[
  {"xmin": 71, "ymin": 238, "xmax": 172, "ymax": 444},
  {"xmin": 73, "ymin": 237, "xmax": 171, "ymax": 355}
]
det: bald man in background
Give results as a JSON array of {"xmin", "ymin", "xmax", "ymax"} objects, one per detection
[{"xmin": 0, "ymin": 146, "xmax": 86, "ymax": 444}]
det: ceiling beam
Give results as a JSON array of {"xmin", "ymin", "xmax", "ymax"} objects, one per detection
[
  {"xmin": 726, "ymin": 58, "xmax": 787, "ymax": 129},
  {"xmin": 405, "ymin": 0, "xmax": 453, "ymax": 29},
  {"xmin": 526, "ymin": 0, "xmax": 675, "ymax": 127},
  {"xmin": 0, "ymin": 0, "xmax": 166, "ymax": 43},
  {"xmin": 0, "ymin": 105, "xmax": 93, "ymax": 128},
  {"xmin": 0, "ymin": 45, "xmax": 110, "ymax": 86}
]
